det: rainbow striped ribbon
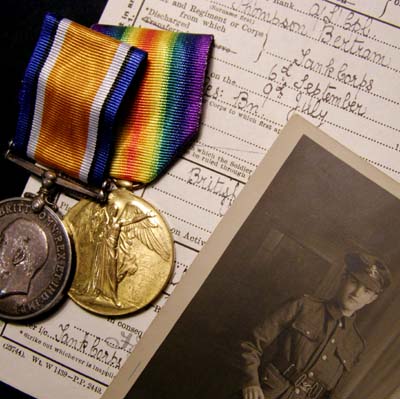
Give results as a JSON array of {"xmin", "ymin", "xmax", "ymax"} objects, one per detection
[
  {"xmin": 92, "ymin": 25, "xmax": 213, "ymax": 184},
  {"xmin": 14, "ymin": 14, "xmax": 147, "ymax": 186}
]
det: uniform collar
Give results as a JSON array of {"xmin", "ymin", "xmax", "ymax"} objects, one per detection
[
  {"xmin": 327, "ymin": 301, "xmax": 356, "ymax": 328},
  {"xmin": 326, "ymin": 301, "xmax": 343, "ymax": 321}
]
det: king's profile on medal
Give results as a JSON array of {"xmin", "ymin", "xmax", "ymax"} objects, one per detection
[
  {"xmin": 240, "ymin": 252, "xmax": 392, "ymax": 399},
  {"xmin": 3, "ymin": 13, "xmax": 212, "ymax": 320},
  {"xmin": 0, "ymin": 197, "xmax": 71, "ymax": 320},
  {"xmin": 0, "ymin": 219, "xmax": 48, "ymax": 298}
]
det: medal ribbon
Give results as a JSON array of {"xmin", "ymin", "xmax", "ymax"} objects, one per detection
[
  {"xmin": 92, "ymin": 26, "xmax": 213, "ymax": 184},
  {"xmin": 14, "ymin": 13, "xmax": 147, "ymax": 186}
]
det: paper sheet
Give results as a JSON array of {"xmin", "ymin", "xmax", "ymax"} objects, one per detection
[{"xmin": 0, "ymin": 0, "xmax": 399, "ymax": 398}]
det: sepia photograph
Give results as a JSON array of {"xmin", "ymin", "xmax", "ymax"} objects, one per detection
[{"xmin": 104, "ymin": 116, "xmax": 400, "ymax": 399}]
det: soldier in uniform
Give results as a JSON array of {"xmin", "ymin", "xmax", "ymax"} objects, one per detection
[{"xmin": 240, "ymin": 252, "xmax": 392, "ymax": 399}]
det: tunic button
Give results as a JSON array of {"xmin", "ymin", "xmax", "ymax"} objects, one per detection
[
  {"xmin": 343, "ymin": 359, "xmax": 347, "ymax": 364},
  {"xmin": 295, "ymin": 388, "xmax": 301, "ymax": 394},
  {"xmin": 331, "ymin": 338, "xmax": 336, "ymax": 344},
  {"xmin": 308, "ymin": 371, "xmax": 314, "ymax": 378},
  {"xmin": 322, "ymin": 354, "xmax": 327, "ymax": 361},
  {"xmin": 306, "ymin": 331, "xmax": 310, "ymax": 335},
  {"xmin": 339, "ymin": 321, "xmax": 343, "ymax": 328}
]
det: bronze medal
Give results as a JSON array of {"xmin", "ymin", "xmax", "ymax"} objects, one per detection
[
  {"xmin": 0, "ymin": 196, "xmax": 72, "ymax": 321},
  {"xmin": 64, "ymin": 184, "xmax": 174, "ymax": 316},
  {"xmin": 6, "ymin": 16, "xmax": 212, "ymax": 321}
]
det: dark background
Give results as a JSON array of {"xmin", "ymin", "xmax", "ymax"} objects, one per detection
[
  {"xmin": 0, "ymin": 1, "xmax": 108, "ymax": 202},
  {"xmin": 1, "ymin": 1, "xmax": 107, "ymax": 397},
  {"xmin": 128, "ymin": 137, "xmax": 400, "ymax": 399}
]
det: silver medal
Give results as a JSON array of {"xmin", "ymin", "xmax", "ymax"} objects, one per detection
[{"xmin": 0, "ymin": 170, "xmax": 72, "ymax": 320}]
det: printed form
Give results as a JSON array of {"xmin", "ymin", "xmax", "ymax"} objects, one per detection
[{"xmin": 0, "ymin": 0, "xmax": 399, "ymax": 398}]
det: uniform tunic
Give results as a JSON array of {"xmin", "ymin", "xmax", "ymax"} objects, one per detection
[{"xmin": 241, "ymin": 296, "xmax": 365, "ymax": 399}]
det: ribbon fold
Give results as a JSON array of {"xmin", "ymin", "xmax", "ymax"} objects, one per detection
[
  {"xmin": 14, "ymin": 14, "xmax": 213, "ymax": 187},
  {"xmin": 15, "ymin": 13, "xmax": 147, "ymax": 186},
  {"xmin": 93, "ymin": 25, "xmax": 213, "ymax": 184}
]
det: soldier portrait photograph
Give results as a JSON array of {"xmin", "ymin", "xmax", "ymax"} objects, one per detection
[
  {"xmin": 241, "ymin": 252, "xmax": 392, "ymax": 399},
  {"xmin": 119, "ymin": 130, "xmax": 400, "ymax": 399}
]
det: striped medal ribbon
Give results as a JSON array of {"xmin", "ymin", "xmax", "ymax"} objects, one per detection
[
  {"xmin": 92, "ymin": 25, "xmax": 214, "ymax": 184},
  {"xmin": 1, "ymin": 13, "xmax": 147, "ymax": 321},
  {"xmin": 64, "ymin": 26, "xmax": 214, "ymax": 316},
  {"xmin": 14, "ymin": 13, "xmax": 147, "ymax": 188}
]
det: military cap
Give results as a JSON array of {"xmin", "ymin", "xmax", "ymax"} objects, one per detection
[{"xmin": 345, "ymin": 252, "xmax": 392, "ymax": 293}]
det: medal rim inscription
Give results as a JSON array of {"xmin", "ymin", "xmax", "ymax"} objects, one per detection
[
  {"xmin": 65, "ymin": 189, "xmax": 175, "ymax": 316},
  {"xmin": 0, "ymin": 197, "xmax": 72, "ymax": 321}
]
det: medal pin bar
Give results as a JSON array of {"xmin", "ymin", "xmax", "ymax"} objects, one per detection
[{"xmin": 1, "ymin": 14, "xmax": 213, "ymax": 319}]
